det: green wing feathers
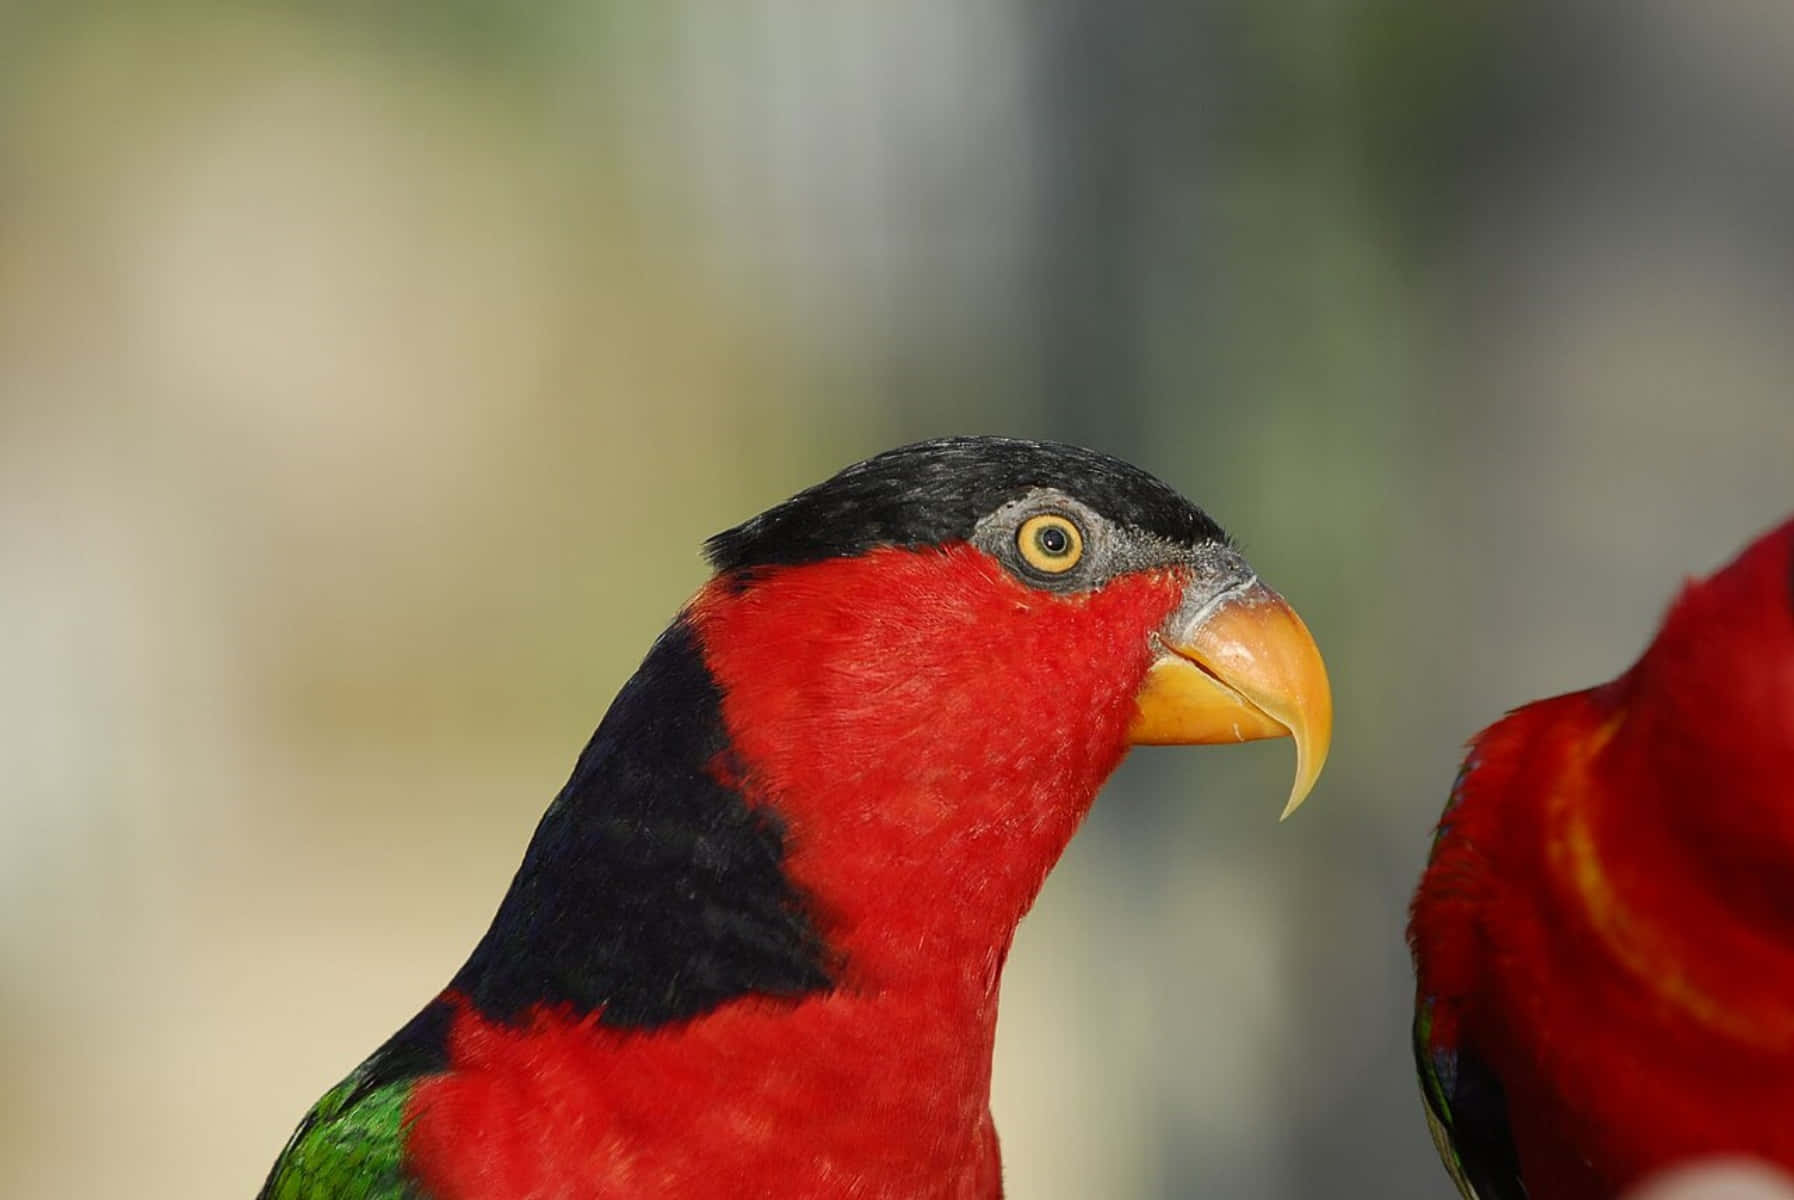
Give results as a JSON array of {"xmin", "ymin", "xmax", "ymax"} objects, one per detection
[{"xmin": 258, "ymin": 1072, "xmax": 422, "ymax": 1200}]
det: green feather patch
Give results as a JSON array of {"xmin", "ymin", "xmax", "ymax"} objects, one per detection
[{"xmin": 261, "ymin": 1073, "xmax": 421, "ymax": 1200}]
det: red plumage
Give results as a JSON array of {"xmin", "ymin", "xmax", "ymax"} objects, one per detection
[
  {"xmin": 1410, "ymin": 516, "xmax": 1794, "ymax": 1198},
  {"xmin": 404, "ymin": 547, "xmax": 1187, "ymax": 1198}
]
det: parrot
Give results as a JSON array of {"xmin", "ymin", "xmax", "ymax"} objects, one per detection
[
  {"xmin": 1409, "ymin": 514, "xmax": 1794, "ymax": 1199},
  {"xmin": 256, "ymin": 436, "xmax": 1332, "ymax": 1200}
]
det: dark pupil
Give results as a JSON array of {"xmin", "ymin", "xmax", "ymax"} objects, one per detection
[{"xmin": 1036, "ymin": 524, "xmax": 1070, "ymax": 557}]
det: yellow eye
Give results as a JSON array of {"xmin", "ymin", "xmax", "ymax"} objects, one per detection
[{"xmin": 1016, "ymin": 514, "xmax": 1084, "ymax": 574}]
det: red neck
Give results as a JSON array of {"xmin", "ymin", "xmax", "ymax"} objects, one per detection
[
  {"xmin": 692, "ymin": 545, "xmax": 1185, "ymax": 998},
  {"xmin": 405, "ymin": 547, "xmax": 1187, "ymax": 1199}
]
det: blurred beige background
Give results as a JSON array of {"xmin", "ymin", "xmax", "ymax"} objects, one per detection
[{"xmin": 3, "ymin": 3, "xmax": 1792, "ymax": 1198}]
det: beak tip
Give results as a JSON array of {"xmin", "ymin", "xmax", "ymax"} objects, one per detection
[{"xmin": 1277, "ymin": 731, "xmax": 1328, "ymax": 822}]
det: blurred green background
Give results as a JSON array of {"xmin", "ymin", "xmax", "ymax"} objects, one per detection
[{"xmin": 3, "ymin": 3, "xmax": 1792, "ymax": 1197}]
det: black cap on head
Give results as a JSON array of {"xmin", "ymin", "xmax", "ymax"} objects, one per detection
[{"xmin": 704, "ymin": 437, "xmax": 1228, "ymax": 575}]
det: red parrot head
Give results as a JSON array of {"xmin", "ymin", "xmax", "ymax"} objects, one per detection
[
  {"xmin": 683, "ymin": 438, "xmax": 1332, "ymax": 985},
  {"xmin": 442, "ymin": 437, "xmax": 1331, "ymax": 1032}
]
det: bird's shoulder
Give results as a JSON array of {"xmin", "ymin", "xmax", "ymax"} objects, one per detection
[
  {"xmin": 257, "ymin": 1003, "xmax": 453, "ymax": 1200},
  {"xmin": 1410, "ymin": 693, "xmax": 1599, "ymax": 980},
  {"xmin": 258, "ymin": 1069, "xmax": 422, "ymax": 1200}
]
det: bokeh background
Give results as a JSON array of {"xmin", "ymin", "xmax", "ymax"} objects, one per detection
[{"xmin": 4, "ymin": 3, "xmax": 1792, "ymax": 1197}]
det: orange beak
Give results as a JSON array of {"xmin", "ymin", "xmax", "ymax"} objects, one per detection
[{"xmin": 1128, "ymin": 579, "xmax": 1333, "ymax": 819}]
